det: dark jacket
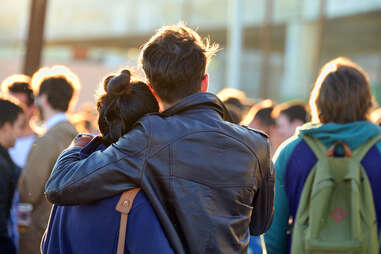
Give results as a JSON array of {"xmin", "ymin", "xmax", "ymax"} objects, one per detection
[
  {"xmin": 0, "ymin": 145, "xmax": 19, "ymax": 254},
  {"xmin": 45, "ymin": 92, "xmax": 275, "ymax": 254},
  {"xmin": 42, "ymin": 137, "xmax": 174, "ymax": 254}
]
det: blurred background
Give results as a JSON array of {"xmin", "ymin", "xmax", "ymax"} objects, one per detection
[{"xmin": 1, "ymin": 0, "xmax": 381, "ymax": 108}]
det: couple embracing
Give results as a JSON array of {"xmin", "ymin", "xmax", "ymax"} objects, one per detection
[{"xmin": 43, "ymin": 23, "xmax": 275, "ymax": 254}]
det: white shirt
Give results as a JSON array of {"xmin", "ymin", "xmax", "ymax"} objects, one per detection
[
  {"xmin": 9, "ymin": 135, "xmax": 36, "ymax": 168},
  {"xmin": 44, "ymin": 113, "xmax": 68, "ymax": 131}
]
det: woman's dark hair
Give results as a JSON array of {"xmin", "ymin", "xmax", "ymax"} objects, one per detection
[
  {"xmin": 97, "ymin": 69, "xmax": 159, "ymax": 145},
  {"xmin": 310, "ymin": 57, "xmax": 374, "ymax": 124}
]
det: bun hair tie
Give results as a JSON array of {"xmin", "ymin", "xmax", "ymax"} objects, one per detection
[{"xmin": 106, "ymin": 69, "xmax": 132, "ymax": 95}]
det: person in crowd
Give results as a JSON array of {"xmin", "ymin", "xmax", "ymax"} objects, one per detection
[
  {"xmin": 1, "ymin": 74, "xmax": 37, "ymax": 251},
  {"xmin": 18, "ymin": 66, "xmax": 79, "ymax": 254},
  {"xmin": 272, "ymin": 100, "xmax": 309, "ymax": 144},
  {"xmin": 42, "ymin": 69, "xmax": 173, "ymax": 253},
  {"xmin": 217, "ymin": 87, "xmax": 254, "ymax": 123},
  {"xmin": 1, "ymin": 74, "xmax": 37, "ymax": 168},
  {"xmin": 265, "ymin": 57, "xmax": 381, "ymax": 253},
  {"xmin": 0, "ymin": 96, "xmax": 24, "ymax": 254},
  {"xmin": 242, "ymin": 99, "xmax": 283, "ymax": 152},
  {"xmin": 45, "ymin": 23, "xmax": 275, "ymax": 253},
  {"xmin": 242, "ymin": 99, "xmax": 276, "ymax": 135}
]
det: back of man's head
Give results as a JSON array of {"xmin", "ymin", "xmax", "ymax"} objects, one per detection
[
  {"xmin": 272, "ymin": 101, "xmax": 309, "ymax": 124},
  {"xmin": 140, "ymin": 23, "xmax": 219, "ymax": 104},
  {"xmin": 32, "ymin": 66, "xmax": 80, "ymax": 112},
  {"xmin": 1, "ymin": 74, "xmax": 34, "ymax": 107},
  {"xmin": 242, "ymin": 99, "xmax": 275, "ymax": 134}
]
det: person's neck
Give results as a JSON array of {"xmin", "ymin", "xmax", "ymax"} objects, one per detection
[
  {"xmin": 44, "ymin": 107, "xmax": 63, "ymax": 123},
  {"xmin": 20, "ymin": 124, "xmax": 35, "ymax": 137},
  {"xmin": 158, "ymin": 98, "xmax": 179, "ymax": 112}
]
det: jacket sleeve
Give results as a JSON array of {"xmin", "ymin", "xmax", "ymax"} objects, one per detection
[
  {"xmin": 45, "ymin": 124, "xmax": 148, "ymax": 205},
  {"xmin": 249, "ymin": 137, "xmax": 275, "ymax": 236},
  {"xmin": 19, "ymin": 136, "xmax": 58, "ymax": 205}
]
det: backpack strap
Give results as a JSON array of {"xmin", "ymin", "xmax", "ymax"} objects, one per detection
[
  {"xmin": 301, "ymin": 135, "xmax": 329, "ymax": 160},
  {"xmin": 115, "ymin": 188, "xmax": 141, "ymax": 254},
  {"xmin": 352, "ymin": 135, "xmax": 381, "ymax": 161}
]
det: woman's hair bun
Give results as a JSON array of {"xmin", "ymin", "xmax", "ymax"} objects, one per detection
[{"xmin": 105, "ymin": 69, "xmax": 131, "ymax": 95}]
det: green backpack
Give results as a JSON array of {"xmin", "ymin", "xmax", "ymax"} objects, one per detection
[{"xmin": 291, "ymin": 135, "xmax": 381, "ymax": 254}]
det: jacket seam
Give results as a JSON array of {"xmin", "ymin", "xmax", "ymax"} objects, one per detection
[
  {"xmin": 148, "ymin": 130, "xmax": 260, "ymax": 160},
  {"xmin": 139, "ymin": 118, "xmax": 153, "ymax": 186},
  {"xmin": 58, "ymin": 146, "xmax": 146, "ymax": 191},
  {"xmin": 173, "ymin": 174, "xmax": 254, "ymax": 189}
]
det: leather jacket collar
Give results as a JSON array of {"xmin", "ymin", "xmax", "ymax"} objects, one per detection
[{"xmin": 160, "ymin": 92, "xmax": 233, "ymax": 122}]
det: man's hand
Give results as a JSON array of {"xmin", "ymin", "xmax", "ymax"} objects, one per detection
[{"xmin": 70, "ymin": 133, "xmax": 94, "ymax": 148}]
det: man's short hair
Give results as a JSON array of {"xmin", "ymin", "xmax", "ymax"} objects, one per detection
[
  {"xmin": 309, "ymin": 57, "xmax": 374, "ymax": 124},
  {"xmin": 32, "ymin": 66, "xmax": 80, "ymax": 112},
  {"xmin": 272, "ymin": 101, "xmax": 309, "ymax": 123},
  {"xmin": 241, "ymin": 99, "xmax": 275, "ymax": 126},
  {"xmin": 140, "ymin": 23, "xmax": 219, "ymax": 103},
  {"xmin": 217, "ymin": 88, "xmax": 253, "ymax": 111},
  {"xmin": 0, "ymin": 96, "xmax": 24, "ymax": 128},
  {"xmin": 1, "ymin": 74, "xmax": 34, "ymax": 106}
]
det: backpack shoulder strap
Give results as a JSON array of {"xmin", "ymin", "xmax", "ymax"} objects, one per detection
[
  {"xmin": 352, "ymin": 135, "xmax": 381, "ymax": 161},
  {"xmin": 115, "ymin": 188, "xmax": 141, "ymax": 254},
  {"xmin": 301, "ymin": 135, "xmax": 328, "ymax": 160}
]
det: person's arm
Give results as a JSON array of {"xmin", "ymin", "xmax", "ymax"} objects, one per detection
[
  {"xmin": 19, "ymin": 136, "xmax": 58, "ymax": 205},
  {"xmin": 45, "ymin": 124, "xmax": 148, "ymax": 205},
  {"xmin": 249, "ymin": 138, "xmax": 275, "ymax": 236},
  {"xmin": 264, "ymin": 137, "xmax": 300, "ymax": 254}
]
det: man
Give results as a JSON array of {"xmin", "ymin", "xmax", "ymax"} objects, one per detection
[
  {"xmin": 217, "ymin": 88, "xmax": 254, "ymax": 123},
  {"xmin": 242, "ymin": 99, "xmax": 283, "ymax": 153},
  {"xmin": 19, "ymin": 66, "xmax": 79, "ymax": 254},
  {"xmin": 265, "ymin": 58, "xmax": 381, "ymax": 253},
  {"xmin": 45, "ymin": 23, "xmax": 275, "ymax": 253},
  {"xmin": 272, "ymin": 101, "xmax": 309, "ymax": 143},
  {"xmin": 1, "ymin": 74, "xmax": 37, "ymax": 252},
  {"xmin": 243, "ymin": 99, "xmax": 276, "ymax": 135},
  {"xmin": 2, "ymin": 74, "xmax": 37, "ymax": 168},
  {"xmin": 0, "ymin": 96, "xmax": 24, "ymax": 254}
]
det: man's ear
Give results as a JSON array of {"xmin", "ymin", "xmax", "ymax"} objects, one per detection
[{"xmin": 201, "ymin": 74, "xmax": 209, "ymax": 92}]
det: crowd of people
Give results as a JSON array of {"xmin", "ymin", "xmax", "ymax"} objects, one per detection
[{"xmin": 0, "ymin": 23, "xmax": 380, "ymax": 254}]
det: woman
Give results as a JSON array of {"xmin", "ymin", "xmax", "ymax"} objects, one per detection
[
  {"xmin": 42, "ymin": 70, "xmax": 174, "ymax": 254},
  {"xmin": 264, "ymin": 57, "xmax": 381, "ymax": 253}
]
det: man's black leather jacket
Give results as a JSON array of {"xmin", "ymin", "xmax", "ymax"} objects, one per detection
[{"xmin": 45, "ymin": 92, "xmax": 275, "ymax": 254}]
